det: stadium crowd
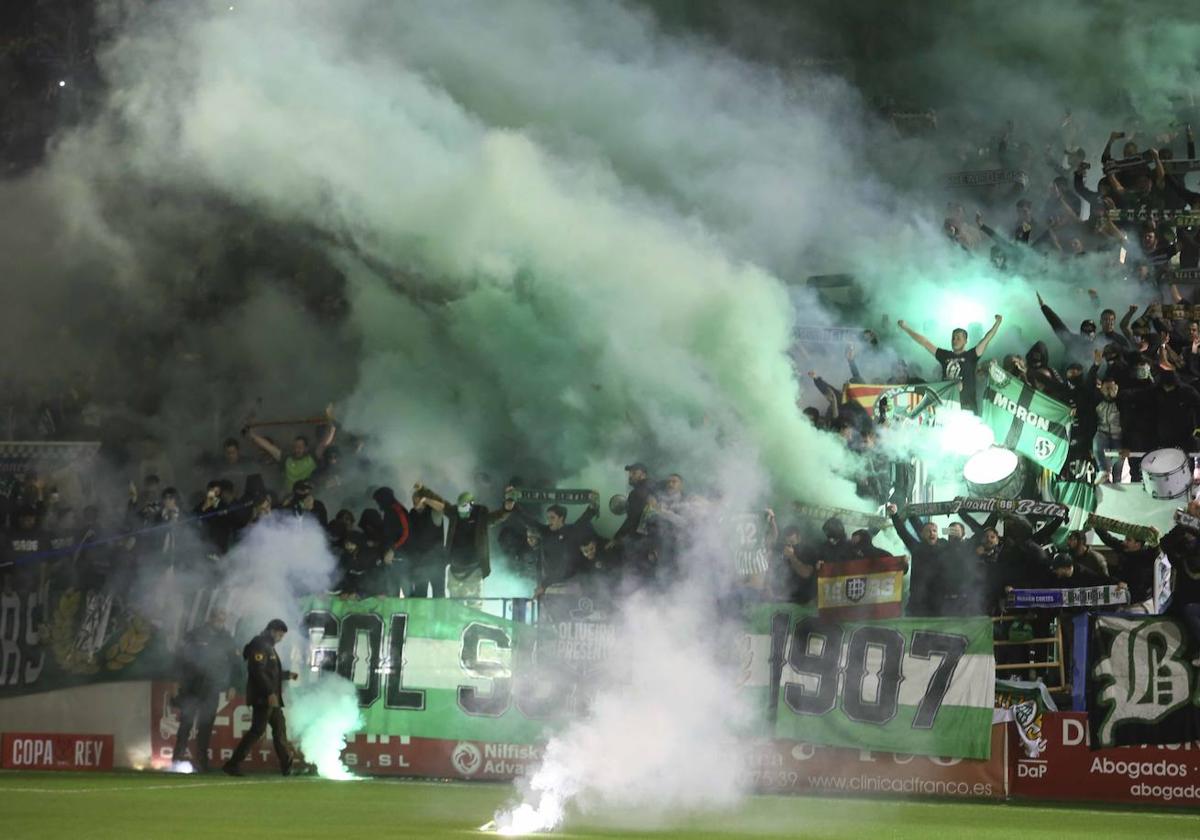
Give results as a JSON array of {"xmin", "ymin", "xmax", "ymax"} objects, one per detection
[
  {"xmin": 793, "ymin": 117, "xmax": 1200, "ymax": 651},
  {"xmin": 1, "ymin": 120, "xmax": 1199, "ymax": 663}
]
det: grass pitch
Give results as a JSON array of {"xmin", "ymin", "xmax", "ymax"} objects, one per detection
[{"xmin": 2, "ymin": 771, "xmax": 1195, "ymax": 839}]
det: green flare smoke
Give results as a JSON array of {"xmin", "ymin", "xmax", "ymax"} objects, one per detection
[
  {"xmin": 73, "ymin": 0, "xmax": 864, "ymax": 505},
  {"xmin": 14, "ymin": 0, "xmax": 1191, "ymax": 511},
  {"xmin": 286, "ymin": 675, "xmax": 363, "ymax": 781}
]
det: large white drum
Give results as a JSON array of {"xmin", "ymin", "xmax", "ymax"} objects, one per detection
[
  {"xmin": 1141, "ymin": 448, "xmax": 1191, "ymax": 500},
  {"xmin": 963, "ymin": 446, "xmax": 1024, "ymax": 500}
]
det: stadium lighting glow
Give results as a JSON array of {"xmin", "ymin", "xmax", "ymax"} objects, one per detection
[{"xmin": 58, "ymin": 80, "xmax": 66, "ymax": 87}]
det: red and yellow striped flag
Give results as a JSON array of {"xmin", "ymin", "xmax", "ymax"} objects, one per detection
[{"xmin": 817, "ymin": 556, "xmax": 907, "ymax": 620}]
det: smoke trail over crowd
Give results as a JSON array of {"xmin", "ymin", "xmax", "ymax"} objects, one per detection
[
  {"xmin": 221, "ymin": 517, "xmax": 338, "ymax": 635},
  {"xmin": 26, "ymin": 0, "xmax": 863, "ymax": 506},
  {"xmin": 8, "ymin": 0, "xmax": 1191, "ymax": 496},
  {"xmin": 5, "ymin": 0, "xmax": 1200, "ymax": 826}
]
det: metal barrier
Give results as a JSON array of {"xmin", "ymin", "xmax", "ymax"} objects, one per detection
[
  {"xmin": 992, "ymin": 612, "xmax": 1068, "ymax": 693},
  {"xmin": 446, "ymin": 596, "xmax": 537, "ymax": 624},
  {"xmin": 1101, "ymin": 451, "xmax": 1200, "ymax": 458}
]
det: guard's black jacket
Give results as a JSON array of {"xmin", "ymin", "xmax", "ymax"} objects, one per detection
[{"xmin": 242, "ymin": 632, "xmax": 286, "ymax": 707}]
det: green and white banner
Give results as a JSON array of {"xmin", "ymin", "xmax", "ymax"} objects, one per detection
[
  {"xmin": 994, "ymin": 678, "xmax": 1056, "ymax": 758},
  {"xmin": 300, "ymin": 598, "xmax": 995, "ymax": 759},
  {"xmin": 3, "ymin": 584, "xmax": 995, "ymax": 761},
  {"xmin": 302, "ymin": 597, "xmax": 547, "ymax": 745},
  {"xmin": 0, "ymin": 587, "xmax": 165, "ymax": 697},
  {"xmin": 748, "ymin": 606, "xmax": 995, "ymax": 759},
  {"xmin": 981, "ymin": 366, "xmax": 1073, "ymax": 473}
]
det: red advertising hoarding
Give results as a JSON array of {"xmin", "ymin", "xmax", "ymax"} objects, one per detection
[
  {"xmin": 149, "ymin": 681, "xmax": 543, "ymax": 777},
  {"xmin": 1, "ymin": 732, "xmax": 114, "ymax": 771},
  {"xmin": 1009, "ymin": 712, "xmax": 1200, "ymax": 807},
  {"xmin": 741, "ymin": 725, "xmax": 1007, "ymax": 800},
  {"xmin": 150, "ymin": 681, "xmax": 1005, "ymax": 798}
]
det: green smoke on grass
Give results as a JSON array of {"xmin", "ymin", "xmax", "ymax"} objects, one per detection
[{"xmin": 286, "ymin": 674, "xmax": 363, "ymax": 781}]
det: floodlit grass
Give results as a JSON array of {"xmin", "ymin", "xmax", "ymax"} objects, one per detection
[{"xmin": 2, "ymin": 770, "xmax": 1196, "ymax": 839}]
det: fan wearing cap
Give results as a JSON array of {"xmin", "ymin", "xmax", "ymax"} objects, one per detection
[
  {"xmin": 282, "ymin": 479, "xmax": 328, "ymax": 528},
  {"xmin": 610, "ymin": 463, "xmax": 653, "ymax": 548},
  {"xmin": 418, "ymin": 486, "xmax": 516, "ymax": 600},
  {"xmin": 1042, "ymin": 550, "xmax": 1111, "ymax": 589},
  {"xmin": 223, "ymin": 618, "xmax": 298, "ymax": 777}
]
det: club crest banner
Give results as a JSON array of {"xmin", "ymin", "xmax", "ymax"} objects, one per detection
[{"xmin": 1088, "ymin": 615, "xmax": 1200, "ymax": 749}]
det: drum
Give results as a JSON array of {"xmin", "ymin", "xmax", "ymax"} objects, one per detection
[
  {"xmin": 963, "ymin": 447, "xmax": 1024, "ymax": 500},
  {"xmin": 1141, "ymin": 448, "xmax": 1191, "ymax": 500}
]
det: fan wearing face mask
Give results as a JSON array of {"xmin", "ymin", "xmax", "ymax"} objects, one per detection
[{"xmin": 418, "ymin": 485, "xmax": 516, "ymax": 601}]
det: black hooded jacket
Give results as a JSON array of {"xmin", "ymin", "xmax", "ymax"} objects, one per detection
[
  {"xmin": 1026, "ymin": 340, "xmax": 1067, "ymax": 398},
  {"xmin": 1136, "ymin": 374, "xmax": 1200, "ymax": 450},
  {"xmin": 372, "ymin": 487, "xmax": 411, "ymax": 551}
]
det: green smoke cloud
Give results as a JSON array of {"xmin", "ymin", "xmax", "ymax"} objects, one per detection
[
  {"xmin": 286, "ymin": 674, "xmax": 364, "ymax": 780},
  {"xmin": 64, "ymin": 0, "xmax": 867, "ymax": 505},
  {"xmin": 7, "ymin": 0, "xmax": 1186, "ymax": 516}
]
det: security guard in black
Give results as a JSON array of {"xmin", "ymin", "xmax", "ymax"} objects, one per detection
[{"xmin": 223, "ymin": 619, "xmax": 298, "ymax": 776}]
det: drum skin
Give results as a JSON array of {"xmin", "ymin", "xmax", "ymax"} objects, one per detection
[
  {"xmin": 963, "ymin": 447, "xmax": 1024, "ymax": 500},
  {"xmin": 1142, "ymin": 448, "xmax": 1190, "ymax": 500}
]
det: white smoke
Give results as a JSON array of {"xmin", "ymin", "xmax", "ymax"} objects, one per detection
[
  {"xmin": 493, "ymin": 456, "xmax": 765, "ymax": 833},
  {"xmin": 14, "ymin": 0, "xmax": 1166, "ymax": 826},
  {"xmin": 221, "ymin": 516, "xmax": 363, "ymax": 778},
  {"xmin": 496, "ymin": 586, "xmax": 752, "ymax": 834},
  {"xmin": 222, "ymin": 516, "xmax": 339, "ymax": 637}
]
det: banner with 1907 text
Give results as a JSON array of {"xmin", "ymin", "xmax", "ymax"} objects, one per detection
[
  {"xmin": 301, "ymin": 598, "xmax": 994, "ymax": 759},
  {"xmin": 752, "ymin": 606, "xmax": 995, "ymax": 759},
  {"xmin": 7, "ymin": 583, "xmax": 996, "ymax": 762}
]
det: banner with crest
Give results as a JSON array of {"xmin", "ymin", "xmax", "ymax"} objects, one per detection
[
  {"xmin": 0, "ymin": 585, "xmax": 160, "ymax": 697},
  {"xmin": 1088, "ymin": 615, "xmax": 1200, "ymax": 749},
  {"xmin": 843, "ymin": 381, "xmax": 959, "ymax": 426}
]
